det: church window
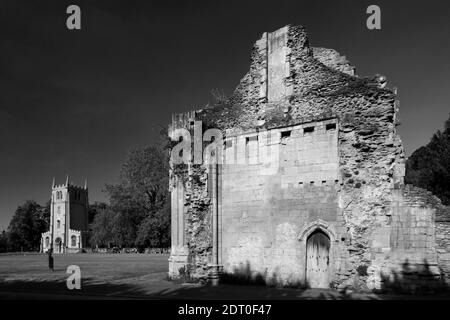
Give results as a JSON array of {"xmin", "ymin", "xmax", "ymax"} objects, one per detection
[
  {"xmin": 71, "ymin": 235, "xmax": 76, "ymax": 247},
  {"xmin": 57, "ymin": 220, "xmax": 60, "ymax": 229},
  {"xmin": 45, "ymin": 237, "xmax": 49, "ymax": 248}
]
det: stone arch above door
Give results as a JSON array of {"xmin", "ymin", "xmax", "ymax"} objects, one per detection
[{"xmin": 298, "ymin": 219, "xmax": 337, "ymax": 243}]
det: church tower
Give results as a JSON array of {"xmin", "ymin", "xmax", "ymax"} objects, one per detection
[{"xmin": 41, "ymin": 177, "xmax": 89, "ymax": 253}]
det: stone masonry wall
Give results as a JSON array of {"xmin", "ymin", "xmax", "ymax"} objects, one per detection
[
  {"xmin": 221, "ymin": 119, "xmax": 345, "ymax": 285},
  {"xmin": 435, "ymin": 203, "xmax": 450, "ymax": 284},
  {"xmin": 365, "ymin": 186, "xmax": 442, "ymax": 291},
  {"xmin": 312, "ymin": 47, "xmax": 356, "ymax": 76},
  {"xmin": 436, "ymin": 222, "xmax": 450, "ymax": 283}
]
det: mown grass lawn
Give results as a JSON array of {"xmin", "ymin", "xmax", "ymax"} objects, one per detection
[
  {"xmin": 1, "ymin": 253, "xmax": 449, "ymax": 300},
  {"xmin": 0, "ymin": 253, "xmax": 169, "ymax": 281},
  {"xmin": 0, "ymin": 253, "xmax": 179, "ymax": 298}
]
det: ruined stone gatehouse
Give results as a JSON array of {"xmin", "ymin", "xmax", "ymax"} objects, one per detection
[{"xmin": 168, "ymin": 25, "xmax": 450, "ymax": 291}]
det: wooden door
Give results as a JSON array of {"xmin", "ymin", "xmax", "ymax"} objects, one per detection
[
  {"xmin": 55, "ymin": 238, "xmax": 61, "ymax": 253},
  {"xmin": 306, "ymin": 231, "xmax": 330, "ymax": 288}
]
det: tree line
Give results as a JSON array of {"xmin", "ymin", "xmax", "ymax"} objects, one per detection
[{"xmin": 0, "ymin": 133, "xmax": 171, "ymax": 253}]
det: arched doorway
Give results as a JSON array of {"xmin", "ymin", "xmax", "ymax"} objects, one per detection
[
  {"xmin": 55, "ymin": 237, "xmax": 62, "ymax": 253},
  {"xmin": 306, "ymin": 230, "xmax": 330, "ymax": 288}
]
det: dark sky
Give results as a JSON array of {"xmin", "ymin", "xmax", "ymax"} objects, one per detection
[{"xmin": 1, "ymin": 0, "xmax": 449, "ymax": 228}]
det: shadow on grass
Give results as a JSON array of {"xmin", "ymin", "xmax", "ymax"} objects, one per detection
[
  {"xmin": 0, "ymin": 278, "xmax": 151, "ymax": 299},
  {"xmin": 2, "ymin": 259, "xmax": 450, "ymax": 300},
  {"xmin": 150, "ymin": 261, "xmax": 377, "ymax": 300},
  {"xmin": 0, "ymin": 277, "xmax": 378, "ymax": 300},
  {"xmin": 379, "ymin": 259, "xmax": 449, "ymax": 295},
  {"xmin": 148, "ymin": 283, "xmax": 381, "ymax": 300}
]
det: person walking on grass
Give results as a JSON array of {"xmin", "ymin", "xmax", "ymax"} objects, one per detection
[{"xmin": 48, "ymin": 248, "xmax": 54, "ymax": 271}]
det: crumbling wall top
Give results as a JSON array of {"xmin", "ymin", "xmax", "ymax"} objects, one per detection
[{"xmin": 190, "ymin": 25, "xmax": 395, "ymax": 132}]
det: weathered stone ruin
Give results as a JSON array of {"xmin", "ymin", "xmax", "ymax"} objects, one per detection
[{"xmin": 168, "ymin": 25, "xmax": 450, "ymax": 292}]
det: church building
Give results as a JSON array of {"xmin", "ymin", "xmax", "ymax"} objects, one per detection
[{"xmin": 41, "ymin": 177, "xmax": 89, "ymax": 253}]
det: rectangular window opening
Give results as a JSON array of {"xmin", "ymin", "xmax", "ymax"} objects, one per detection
[
  {"xmin": 326, "ymin": 123, "xmax": 337, "ymax": 130},
  {"xmin": 246, "ymin": 136, "xmax": 258, "ymax": 144},
  {"xmin": 225, "ymin": 140, "xmax": 233, "ymax": 148},
  {"xmin": 304, "ymin": 126, "xmax": 315, "ymax": 133},
  {"xmin": 281, "ymin": 130, "xmax": 291, "ymax": 138}
]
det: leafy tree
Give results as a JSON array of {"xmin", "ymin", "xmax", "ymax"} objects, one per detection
[
  {"xmin": 103, "ymin": 131, "xmax": 171, "ymax": 248},
  {"xmin": 89, "ymin": 208, "xmax": 118, "ymax": 248},
  {"xmin": 7, "ymin": 200, "xmax": 48, "ymax": 251},
  {"xmin": 107, "ymin": 144, "xmax": 169, "ymax": 213},
  {"xmin": 135, "ymin": 200, "xmax": 171, "ymax": 248},
  {"xmin": 40, "ymin": 200, "xmax": 51, "ymax": 227},
  {"xmin": 88, "ymin": 202, "xmax": 108, "ymax": 224},
  {"xmin": 0, "ymin": 231, "xmax": 9, "ymax": 253},
  {"xmin": 113, "ymin": 208, "xmax": 144, "ymax": 247},
  {"xmin": 85, "ymin": 202, "xmax": 109, "ymax": 248},
  {"xmin": 405, "ymin": 113, "xmax": 450, "ymax": 205},
  {"xmin": 87, "ymin": 127, "xmax": 171, "ymax": 248}
]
